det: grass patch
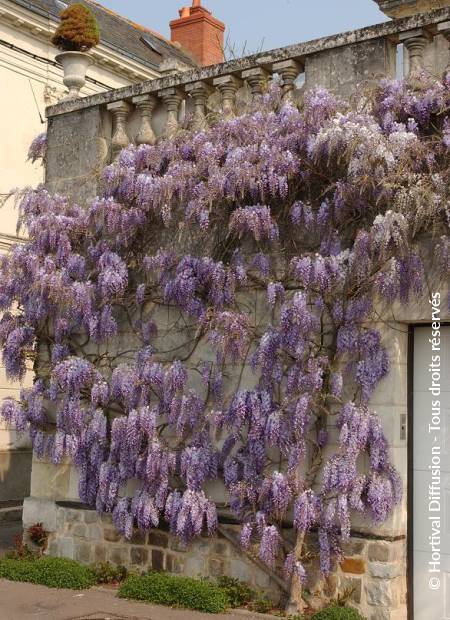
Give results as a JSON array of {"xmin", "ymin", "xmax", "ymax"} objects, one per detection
[
  {"xmin": 118, "ymin": 572, "xmax": 229, "ymax": 613},
  {"xmin": 0, "ymin": 556, "xmax": 96, "ymax": 590},
  {"xmin": 311, "ymin": 606, "xmax": 367, "ymax": 620}
]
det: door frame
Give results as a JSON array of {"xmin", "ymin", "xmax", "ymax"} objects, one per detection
[
  {"xmin": 407, "ymin": 323, "xmax": 450, "ymax": 619},
  {"xmin": 407, "ymin": 325, "xmax": 414, "ymax": 620}
]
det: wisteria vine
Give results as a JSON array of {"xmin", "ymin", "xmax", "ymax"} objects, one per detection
[{"xmin": 2, "ymin": 75, "xmax": 450, "ymax": 606}]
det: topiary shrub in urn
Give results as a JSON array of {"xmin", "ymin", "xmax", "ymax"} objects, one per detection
[{"xmin": 52, "ymin": 3, "xmax": 100, "ymax": 100}]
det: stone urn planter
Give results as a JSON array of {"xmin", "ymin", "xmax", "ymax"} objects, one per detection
[{"xmin": 56, "ymin": 51, "xmax": 93, "ymax": 100}]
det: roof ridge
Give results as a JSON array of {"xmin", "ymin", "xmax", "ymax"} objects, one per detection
[{"xmin": 83, "ymin": 0, "xmax": 181, "ymax": 50}]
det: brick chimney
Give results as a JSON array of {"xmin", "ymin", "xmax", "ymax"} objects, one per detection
[
  {"xmin": 374, "ymin": 0, "xmax": 450, "ymax": 17},
  {"xmin": 170, "ymin": 1, "xmax": 225, "ymax": 66}
]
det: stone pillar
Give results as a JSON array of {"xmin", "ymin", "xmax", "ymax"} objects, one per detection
[
  {"xmin": 304, "ymin": 38, "xmax": 396, "ymax": 98},
  {"xmin": 437, "ymin": 20, "xmax": 450, "ymax": 74},
  {"xmin": 185, "ymin": 81, "xmax": 212, "ymax": 131},
  {"xmin": 213, "ymin": 74, "xmax": 242, "ymax": 119},
  {"xmin": 45, "ymin": 106, "xmax": 109, "ymax": 204},
  {"xmin": 242, "ymin": 67, "xmax": 270, "ymax": 100},
  {"xmin": 272, "ymin": 59, "xmax": 303, "ymax": 101},
  {"xmin": 399, "ymin": 28, "xmax": 433, "ymax": 77},
  {"xmin": 159, "ymin": 87, "xmax": 183, "ymax": 138},
  {"xmin": 132, "ymin": 94, "xmax": 157, "ymax": 146},
  {"xmin": 107, "ymin": 100, "xmax": 132, "ymax": 160}
]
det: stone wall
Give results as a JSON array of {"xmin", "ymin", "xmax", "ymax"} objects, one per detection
[
  {"xmin": 22, "ymin": 497, "xmax": 407, "ymax": 619},
  {"xmin": 23, "ymin": 498, "xmax": 282, "ymax": 603},
  {"xmin": 337, "ymin": 538, "xmax": 407, "ymax": 620},
  {"xmin": 24, "ymin": 498, "xmax": 406, "ymax": 620}
]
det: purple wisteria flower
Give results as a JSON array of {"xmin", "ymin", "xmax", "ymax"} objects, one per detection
[{"xmin": 1, "ymin": 75, "xmax": 446, "ymax": 584}]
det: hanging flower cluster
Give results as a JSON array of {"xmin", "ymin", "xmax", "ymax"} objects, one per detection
[
  {"xmin": 27, "ymin": 132, "xmax": 47, "ymax": 164},
  {"xmin": 1, "ymin": 75, "xmax": 449, "ymax": 591}
]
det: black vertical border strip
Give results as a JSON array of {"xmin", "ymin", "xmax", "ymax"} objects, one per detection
[{"xmin": 407, "ymin": 325, "xmax": 415, "ymax": 620}]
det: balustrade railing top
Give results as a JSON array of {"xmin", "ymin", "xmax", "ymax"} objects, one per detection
[
  {"xmin": 43, "ymin": 6, "xmax": 450, "ymax": 177},
  {"xmin": 46, "ymin": 6, "xmax": 450, "ymax": 120}
]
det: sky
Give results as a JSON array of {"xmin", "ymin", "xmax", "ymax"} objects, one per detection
[{"xmin": 99, "ymin": 0, "xmax": 387, "ymax": 56}]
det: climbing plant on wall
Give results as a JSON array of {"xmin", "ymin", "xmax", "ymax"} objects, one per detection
[{"xmin": 1, "ymin": 75, "xmax": 450, "ymax": 611}]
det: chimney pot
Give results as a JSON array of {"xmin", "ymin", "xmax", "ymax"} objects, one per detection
[{"xmin": 170, "ymin": 1, "xmax": 225, "ymax": 66}]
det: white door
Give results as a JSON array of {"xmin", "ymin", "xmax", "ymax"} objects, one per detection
[{"xmin": 413, "ymin": 326, "xmax": 450, "ymax": 619}]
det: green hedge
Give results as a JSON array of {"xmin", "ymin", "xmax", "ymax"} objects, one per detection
[
  {"xmin": 311, "ymin": 606, "xmax": 367, "ymax": 620},
  {"xmin": 0, "ymin": 557, "xmax": 96, "ymax": 590},
  {"xmin": 118, "ymin": 572, "xmax": 229, "ymax": 613}
]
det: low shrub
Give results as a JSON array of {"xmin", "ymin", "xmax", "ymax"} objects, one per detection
[
  {"xmin": 5, "ymin": 535, "xmax": 35, "ymax": 560},
  {"xmin": 311, "ymin": 606, "xmax": 367, "ymax": 620},
  {"xmin": 217, "ymin": 576, "xmax": 255, "ymax": 608},
  {"xmin": 51, "ymin": 3, "xmax": 100, "ymax": 51},
  {"xmin": 118, "ymin": 572, "xmax": 229, "ymax": 613},
  {"xmin": 248, "ymin": 594, "xmax": 272, "ymax": 614},
  {"xmin": 26, "ymin": 523, "xmax": 48, "ymax": 549},
  {"xmin": 0, "ymin": 556, "xmax": 96, "ymax": 590},
  {"xmin": 92, "ymin": 561, "xmax": 128, "ymax": 584}
]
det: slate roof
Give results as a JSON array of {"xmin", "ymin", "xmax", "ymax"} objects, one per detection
[{"xmin": 10, "ymin": 0, "xmax": 197, "ymax": 70}]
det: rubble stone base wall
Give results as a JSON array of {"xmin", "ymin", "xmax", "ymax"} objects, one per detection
[
  {"xmin": 336, "ymin": 537, "xmax": 407, "ymax": 620},
  {"xmin": 23, "ymin": 498, "xmax": 407, "ymax": 618},
  {"xmin": 24, "ymin": 498, "xmax": 281, "ymax": 602}
]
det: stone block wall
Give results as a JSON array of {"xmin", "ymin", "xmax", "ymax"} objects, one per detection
[
  {"xmin": 24, "ymin": 499, "xmax": 282, "ymax": 603},
  {"xmin": 338, "ymin": 537, "xmax": 407, "ymax": 620},
  {"xmin": 22, "ymin": 497, "xmax": 407, "ymax": 618}
]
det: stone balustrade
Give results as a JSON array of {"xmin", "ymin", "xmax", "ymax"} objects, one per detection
[{"xmin": 44, "ymin": 7, "xmax": 450, "ymax": 198}]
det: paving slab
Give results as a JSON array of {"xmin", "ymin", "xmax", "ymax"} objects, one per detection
[{"xmin": 0, "ymin": 580, "xmax": 270, "ymax": 620}]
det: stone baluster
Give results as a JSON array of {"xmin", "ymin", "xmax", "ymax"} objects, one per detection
[
  {"xmin": 159, "ymin": 87, "xmax": 183, "ymax": 138},
  {"xmin": 272, "ymin": 59, "xmax": 303, "ymax": 100},
  {"xmin": 185, "ymin": 81, "xmax": 212, "ymax": 131},
  {"xmin": 213, "ymin": 74, "xmax": 242, "ymax": 119},
  {"xmin": 107, "ymin": 100, "xmax": 132, "ymax": 160},
  {"xmin": 242, "ymin": 67, "xmax": 270, "ymax": 100},
  {"xmin": 437, "ymin": 21, "xmax": 450, "ymax": 75},
  {"xmin": 399, "ymin": 28, "xmax": 432, "ymax": 77},
  {"xmin": 132, "ymin": 94, "xmax": 157, "ymax": 146}
]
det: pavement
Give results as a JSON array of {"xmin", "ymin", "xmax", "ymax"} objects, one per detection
[{"xmin": 0, "ymin": 580, "xmax": 274, "ymax": 620}]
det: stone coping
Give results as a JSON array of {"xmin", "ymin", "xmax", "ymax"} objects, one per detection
[{"xmin": 46, "ymin": 6, "xmax": 450, "ymax": 118}]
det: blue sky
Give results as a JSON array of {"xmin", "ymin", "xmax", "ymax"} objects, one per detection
[{"xmin": 100, "ymin": 1, "xmax": 387, "ymax": 55}]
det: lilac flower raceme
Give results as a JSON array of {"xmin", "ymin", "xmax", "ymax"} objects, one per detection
[
  {"xmin": 28, "ymin": 132, "xmax": 47, "ymax": 163},
  {"xmin": 229, "ymin": 206, "xmax": 279, "ymax": 242}
]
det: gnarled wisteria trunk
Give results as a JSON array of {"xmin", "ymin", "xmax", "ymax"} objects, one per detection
[{"xmin": 2, "ymin": 76, "xmax": 450, "ymax": 613}]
